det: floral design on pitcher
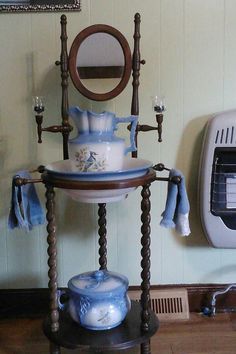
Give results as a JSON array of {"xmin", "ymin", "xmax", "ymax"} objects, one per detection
[{"xmin": 75, "ymin": 147, "xmax": 107, "ymax": 172}]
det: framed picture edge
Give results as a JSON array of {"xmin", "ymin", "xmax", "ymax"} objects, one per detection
[{"xmin": 0, "ymin": 0, "xmax": 81, "ymax": 13}]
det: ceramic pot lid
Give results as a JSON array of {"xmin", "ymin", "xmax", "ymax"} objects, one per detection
[{"xmin": 68, "ymin": 270, "xmax": 129, "ymax": 297}]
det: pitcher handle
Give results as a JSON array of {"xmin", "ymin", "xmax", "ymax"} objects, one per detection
[
  {"xmin": 57, "ymin": 289, "xmax": 68, "ymax": 310},
  {"xmin": 115, "ymin": 115, "xmax": 138, "ymax": 155}
]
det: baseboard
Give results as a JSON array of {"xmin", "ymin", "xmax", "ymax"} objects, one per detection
[
  {"xmin": 0, "ymin": 284, "xmax": 235, "ymax": 319},
  {"xmin": 0, "ymin": 288, "xmax": 50, "ymax": 318}
]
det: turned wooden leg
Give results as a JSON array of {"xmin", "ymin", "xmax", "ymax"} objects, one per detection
[
  {"xmin": 45, "ymin": 184, "xmax": 59, "ymax": 333},
  {"xmin": 140, "ymin": 184, "xmax": 151, "ymax": 354},
  {"xmin": 98, "ymin": 203, "xmax": 107, "ymax": 270},
  {"xmin": 141, "ymin": 340, "xmax": 151, "ymax": 354},
  {"xmin": 49, "ymin": 342, "xmax": 61, "ymax": 354}
]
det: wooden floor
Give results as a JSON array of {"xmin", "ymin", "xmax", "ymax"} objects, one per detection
[{"xmin": 1, "ymin": 313, "xmax": 236, "ymax": 354}]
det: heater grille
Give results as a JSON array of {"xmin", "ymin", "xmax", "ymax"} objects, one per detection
[
  {"xmin": 128, "ymin": 288, "xmax": 189, "ymax": 321},
  {"xmin": 215, "ymin": 126, "xmax": 235, "ymax": 145}
]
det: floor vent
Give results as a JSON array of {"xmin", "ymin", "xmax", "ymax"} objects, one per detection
[{"xmin": 128, "ymin": 288, "xmax": 189, "ymax": 321}]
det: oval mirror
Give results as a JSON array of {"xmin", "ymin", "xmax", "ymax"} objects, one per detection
[{"xmin": 69, "ymin": 24, "xmax": 132, "ymax": 101}]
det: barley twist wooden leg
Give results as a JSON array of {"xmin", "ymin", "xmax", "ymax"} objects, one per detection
[
  {"xmin": 50, "ymin": 342, "xmax": 61, "ymax": 354},
  {"xmin": 141, "ymin": 340, "xmax": 151, "ymax": 354},
  {"xmin": 45, "ymin": 184, "xmax": 59, "ymax": 333},
  {"xmin": 98, "ymin": 203, "xmax": 107, "ymax": 270},
  {"xmin": 140, "ymin": 184, "xmax": 152, "ymax": 354}
]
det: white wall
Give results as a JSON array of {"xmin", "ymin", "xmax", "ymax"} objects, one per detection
[{"xmin": 1, "ymin": 0, "xmax": 236, "ymax": 288}]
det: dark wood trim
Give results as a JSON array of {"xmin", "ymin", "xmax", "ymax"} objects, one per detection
[
  {"xmin": 78, "ymin": 65, "xmax": 124, "ymax": 79},
  {"xmin": 0, "ymin": 288, "xmax": 50, "ymax": 318},
  {"xmin": 1, "ymin": 284, "xmax": 236, "ymax": 319},
  {"xmin": 41, "ymin": 169, "xmax": 156, "ymax": 191}
]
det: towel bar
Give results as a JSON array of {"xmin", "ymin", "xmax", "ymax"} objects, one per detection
[{"xmin": 13, "ymin": 177, "xmax": 43, "ymax": 186}]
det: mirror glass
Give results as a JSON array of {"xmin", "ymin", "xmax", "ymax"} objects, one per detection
[
  {"xmin": 77, "ymin": 33, "xmax": 124, "ymax": 94},
  {"xmin": 69, "ymin": 24, "xmax": 132, "ymax": 101}
]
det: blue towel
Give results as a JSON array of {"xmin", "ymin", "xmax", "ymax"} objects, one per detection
[
  {"xmin": 8, "ymin": 170, "xmax": 45, "ymax": 232},
  {"xmin": 160, "ymin": 169, "xmax": 191, "ymax": 236}
]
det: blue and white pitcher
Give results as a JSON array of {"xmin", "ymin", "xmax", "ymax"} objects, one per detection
[{"xmin": 68, "ymin": 106, "xmax": 138, "ymax": 172}]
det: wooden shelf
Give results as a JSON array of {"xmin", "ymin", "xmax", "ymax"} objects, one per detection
[{"xmin": 43, "ymin": 301, "xmax": 159, "ymax": 351}]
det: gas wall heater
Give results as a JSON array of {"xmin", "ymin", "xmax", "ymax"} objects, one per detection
[{"xmin": 199, "ymin": 109, "xmax": 236, "ymax": 248}]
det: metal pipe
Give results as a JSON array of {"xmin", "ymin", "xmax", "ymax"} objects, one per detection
[{"xmin": 210, "ymin": 283, "xmax": 236, "ymax": 315}]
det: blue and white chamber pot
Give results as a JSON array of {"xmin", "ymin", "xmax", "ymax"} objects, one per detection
[{"xmin": 58, "ymin": 269, "xmax": 131, "ymax": 330}]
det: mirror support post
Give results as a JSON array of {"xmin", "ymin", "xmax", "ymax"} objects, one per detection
[
  {"xmin": 131, "ymin": 13, "xmax": 141, "ymax": 118},
  {"xmin": 60, "ymin": 14, "xmax": 72, "ymax": 160},
  {"xmin": 131, "ymin": 13, "xmax": 145, "ymax": 158},
  {"xmin": 34, "ymin": 15, "xmax": 73, "ymax": 160}
]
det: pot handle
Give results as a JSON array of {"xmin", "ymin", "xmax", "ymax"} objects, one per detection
[
  {"xmin": 115, "ymin": 115, "xmax": 138, "ymax": 155},
  {"xmin": 57, "ymin": 289, "xmax": 68, "ymax": 310}
]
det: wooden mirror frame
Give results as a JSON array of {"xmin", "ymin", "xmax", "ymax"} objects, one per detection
[{"xmin": 68, "ymin": 24, "xmax": 132, "ymax": 101}]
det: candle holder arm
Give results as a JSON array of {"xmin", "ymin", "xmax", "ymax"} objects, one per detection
[{"xmin": 127, "ymin": 112, "xmax": 164, "ymax": 142}]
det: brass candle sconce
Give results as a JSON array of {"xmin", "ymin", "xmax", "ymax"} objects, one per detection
[
  {"xmin": 152, "ymin": 95, "xmax": 166, "ymax": 142},
  {"xmin": 33, "ymin": 96, "xmax": 73, "ymax": 158},
  {"xmin": 128, "ymin": 95, "xmax": 166, "ymax": 149},
  {"xmin": 33, "ymin": 96, "xmax": 44, "ymax": 144}
]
